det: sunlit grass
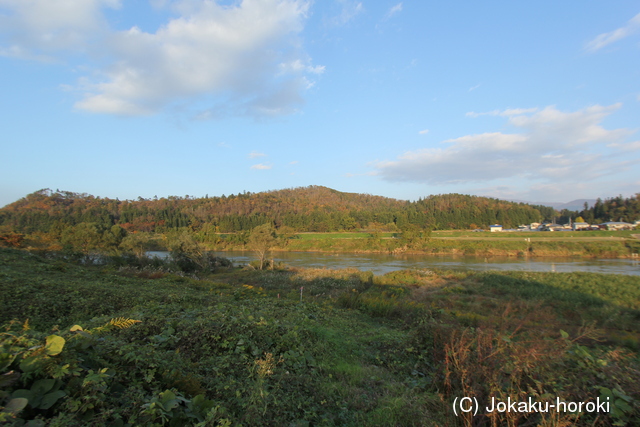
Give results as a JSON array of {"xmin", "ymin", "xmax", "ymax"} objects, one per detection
[
  {"xmin": 295, "ymin": 232, "xmax": 395, "ymax": 240},
  {"xmin": 2, "ymin": 247, "xmax": 639, "ymax": 426}
]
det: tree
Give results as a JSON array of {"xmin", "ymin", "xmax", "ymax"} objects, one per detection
[
  {"xmin": 61, "ymin": 222, "xmax": 102, "ymax": 257},
  {"xmin": 248, "ymin": 223, "xmax": 277, "ymax": 270},
  {"xmin": 399, "ymin": 224, "xmax": 430, "ymax": 250},
  {"xmin": 0, "ymin": 227, "xmax": 24, "ymax": 248},
  {"xmin": 165, "ymin": 231, "xmax": 205, "ymax": 272},
  {"xmin": 340, "ymin": 215, "xmax": 357, "ymax": 231},
  {"xmin": 120, "ymin": 232, "xmax": 151, "ymax": 258},
  {"xmin": 102, "ymin": 225, "xmax": 128, "ymax": 255},
  {"xmin": 276, "ymin": 225, "xmax": 296, "ymax": 247}
]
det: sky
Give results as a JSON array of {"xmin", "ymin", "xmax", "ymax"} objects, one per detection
[{"xmin": 1, "ymin": 0, "xmax": 639, "ymax": 208}]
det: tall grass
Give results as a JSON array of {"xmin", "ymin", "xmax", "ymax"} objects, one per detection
[{"xmin": 1, "ymin": 248, "xmax": 639, "ymax": 426}]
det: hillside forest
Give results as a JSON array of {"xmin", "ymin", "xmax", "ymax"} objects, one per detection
[
  {"xmin": 1, "ymin": 189, "xmax": 640, "ymax": 425},
  {"xmin": 0, "ymin": 187, "xmax": 638, "ymax": 259}
]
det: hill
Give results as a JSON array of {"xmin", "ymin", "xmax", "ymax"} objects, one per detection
[{"xmin": 0, "ymin": 186, "xmax": 546, "ymax": 234}]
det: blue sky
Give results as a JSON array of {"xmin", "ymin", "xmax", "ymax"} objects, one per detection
[{"xmin": 1, "ymin": 0, "xmax": 639, "ymax": 208}]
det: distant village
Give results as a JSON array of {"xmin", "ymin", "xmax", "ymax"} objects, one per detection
[{"xmin": 488, "ymin": 220, "xmax": 640, "ymax": 233}]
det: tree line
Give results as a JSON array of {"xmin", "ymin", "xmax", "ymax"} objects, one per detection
[
  {"xmin": 0, "ymin": 186, "xmax": 550, "ymax": 235},
  {"xmin": 575, "ymin": 195, "xmax": 640, "ymax": 224}
]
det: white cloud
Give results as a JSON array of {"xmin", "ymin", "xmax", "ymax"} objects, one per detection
[
  {"xmin": 419, "ymin": 129, "xmax": 429, "ymax": 135},
  {"xmin": 385, "ymin": 3, "xmax": 403, "ymax": 19},
  {"xmin": 607, "ymin": 140, "xmax": 640, "ymax": 152},
  {"xmin": 375, "ymin": 104, "xmax": 638, "ymax": 185},
  {"xmin": 466, "ymin": 108, "xmax": 538, "ymax": 118},
  {"xmin": 585, "ymin": 12, "xmax": 640, "ymax": 52},
  {"xmin": 307, "ymin": 64, "xmax": 326, "ymax": 74},
  {"xmin": 248, "ymin": 151, "xmax": 266, "ymax": 158},
  {"xmin": 0, "ymin": 0, "xmax": 120, "ymax": 57},
  {"xmin": 1, "ymin": 0, "xmax": 321, "ymax": 117},
  {"xmin": 251, "ymin": 163, "xmax": 272, "ymax": 170},
  {"xmin": 79, "ymin": 0, "xmax": 316, "ymax": 116},
  {"xmin": 279, "ymin": 59, "xmax": 325, "ymax": 75},
  {"xmin": 508, "ymin": 104, "xmax": 630, "ymax": 147},
  {"xmin": 0, "ymin": 44, "xmax": 52, "ymax": 61},
  {"xmin": 329, "ymin": 0, "xmax": 363, "ymax": 26}
]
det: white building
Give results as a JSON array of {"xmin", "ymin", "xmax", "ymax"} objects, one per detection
[
  {"xmin": 599, "ymin": 222, "xmax": 634, "ymax": 231},
  {"xmin": 542, "ymin": 224, "xmax": 564, "ymax": 232}
]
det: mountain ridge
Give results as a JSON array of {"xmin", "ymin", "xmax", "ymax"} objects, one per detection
[{"xmin": 0, "ymin": 186, "xmax": 547, "ymax": 232}]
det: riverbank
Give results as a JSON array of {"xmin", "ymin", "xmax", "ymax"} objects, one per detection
[
  {"xmin": 1, "ymin": 247, "xmax": 638, "ymax": 426},
  {"xmin": 207, "ymin": 235, "xmax": 640, "ymax": 259},
  {"xmin": 13, "ymin": 229, "xmax": 640, "ymax": 261},
  {"xmin": 157, "ymin": 250, "xmax": 640, "ymax": 276}
]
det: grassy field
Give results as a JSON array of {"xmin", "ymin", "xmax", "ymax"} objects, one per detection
[
  {"xmin": 1, "ymin": 248, "xmax": 639, "ymax": 426},
  {"xmin": 278, "ymin": 236, "xmax": 639, "ymax": 258},
  {"xmin": 432, "ymin": 229, "xmax": 638, "ymax": 240},
  {"xmin": 289, "ymin": 230, "xmax": 638, "ymax": 241},
  {"xmin": 290, "ymin": 230, "xmax": 638, "ymax": 240},
  {"xmin": 292, "ymin": 230, "xmax": 639, "ymax": 240},
  {"xmin": 295, "ymin": 232, "xmax": 396, "ymax": 240},
  {"xmin": 206, "ymin": 230, "xmax": 640, "ymax": 258}
]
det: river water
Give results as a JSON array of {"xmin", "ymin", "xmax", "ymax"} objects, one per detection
[{"xmin": 147, "ymin": 251, "xmax": 640, "ymax": 276}]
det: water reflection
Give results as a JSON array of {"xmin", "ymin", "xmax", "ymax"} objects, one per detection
[{"xmin": 147, "ymin": 251, "xmax": 640, "ymax": 276}]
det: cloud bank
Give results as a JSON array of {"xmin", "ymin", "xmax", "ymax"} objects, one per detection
[
  {"xmin": 0, "ymin": 0, "xmax": 119, "ymax": 59},
  {"xmin": 375, "ymin": 104, "xmax": 637, "ymax": 186},
  {"xmin": 0, "ymin": 0, "xmax": 321, "ymax": 117}
]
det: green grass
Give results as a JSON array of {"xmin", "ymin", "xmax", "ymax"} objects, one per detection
[
  {"xmin": 1, "ymin": 247, "xmax": 639, "ymax": 426},
  {"xmin": 433, "ymin": 229, "xmax": 638, "ymax": 238},
  {"xmin": 295, "ymin": 232, "xmax": 395, "ymax": 240},
  {"xmin": 212, "ymin": 230, "xmax": 639, "ymax": 258},
  {"xmin": 132, "ymin": 229, "xmax": 640, "ymax": 258}
]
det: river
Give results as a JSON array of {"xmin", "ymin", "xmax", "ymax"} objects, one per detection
[{"xmin": 147, "ymin": 251, "xmax": 640, "ymax": 276}]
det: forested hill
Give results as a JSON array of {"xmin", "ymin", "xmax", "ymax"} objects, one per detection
[{"xmin": 1, "ymin": 186, "xmax": 546, "ymax": 233}]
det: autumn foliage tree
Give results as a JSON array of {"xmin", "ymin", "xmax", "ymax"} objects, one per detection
[
  {"xmin": 0, "ymin": 228, "xmax": 23, "ymax": 248},
  {"xmin": 60, "ymin": 222, "xmax": 102, "ymax": 258},
  {"xmin": 120, "ymin": 233, "xmax": 152, "ymax": 258},
  {"xmin": 0, "ymin": 186, "xmax": 579, "ymax": 237},
  {"xmin": 248, "ymin": 223, "xmax": 278, "ymax": 270}
]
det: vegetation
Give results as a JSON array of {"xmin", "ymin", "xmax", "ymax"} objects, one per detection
[
  {"xmin": 3, "ymin": 187, "xmax": 639, "ymax": 261},
  {"xmin": 0, "ymin": 187, "xmax": 548, "ymax": 235},
  {"xmin": 246, "ymin": 224, "xmax": 278, "ymax": 270},
  {"xmin": 1, "ymin": 247, "xmax": 639, "ymax": 426},
  {"xmin": 576, "ymin": 195, "xmax": 640, "ymax": 225}
]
